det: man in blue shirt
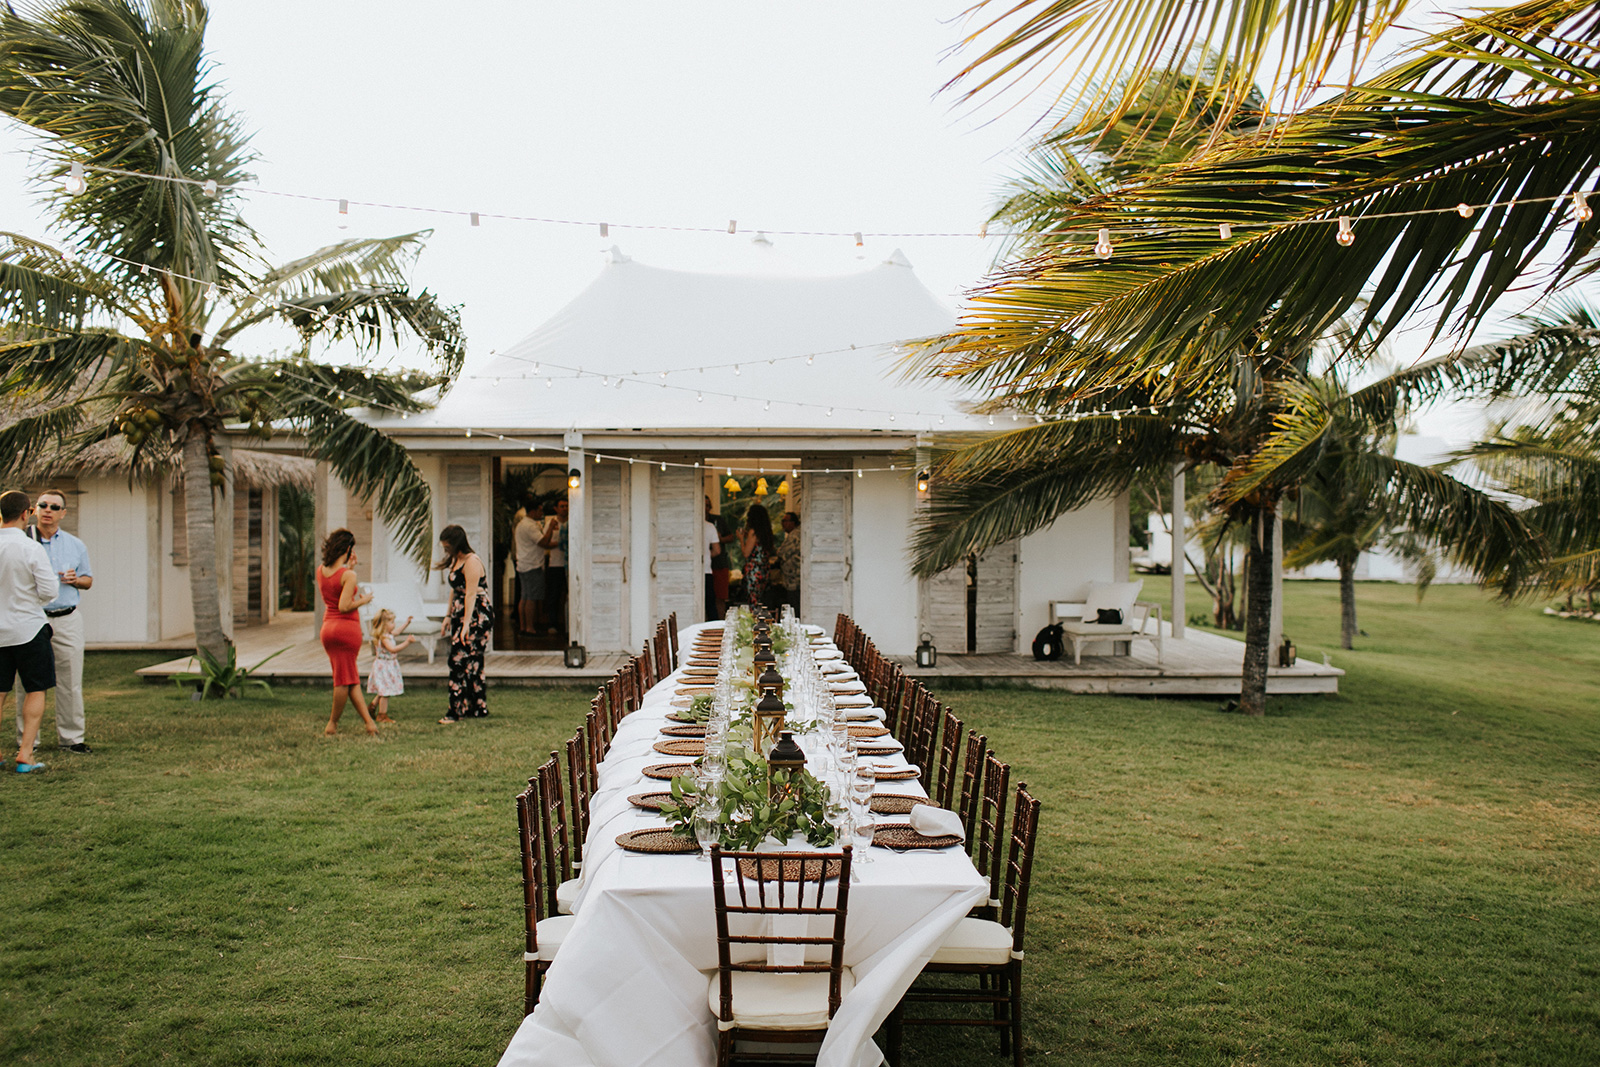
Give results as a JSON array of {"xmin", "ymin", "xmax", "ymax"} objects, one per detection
[{"xmin": 25, "ymin": 489, "xmax": 93, "ymax": 754}]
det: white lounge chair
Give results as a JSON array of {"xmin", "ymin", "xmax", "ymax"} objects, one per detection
[
  {"xmin": 1050, "ymin": 580, "xmax": 1164, "ymax": 666},
  {"xmin": 358, "ymin": 581, "xmax": 451, "ymax": 664}
]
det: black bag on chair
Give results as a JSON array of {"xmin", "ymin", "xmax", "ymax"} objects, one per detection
[{"xmin": 1031, "ymin": 624, "xmax": 1065, "ymax": 661}]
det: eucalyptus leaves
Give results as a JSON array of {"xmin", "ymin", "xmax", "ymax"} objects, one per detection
[{"xmin": 659, "ymin": 751, "xmax": 838, "ymax": 850}]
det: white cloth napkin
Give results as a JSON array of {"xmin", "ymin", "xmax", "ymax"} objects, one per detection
[
  {"xmin": 834, "ymin": 695, "xmax": 872, "ymax": 707},
  {"xmin": 869, "ymin": 760, "xmax": 919, "ymax": 777},
  {"xmin": 845, "ymin": 706, "xmax": 886, "ymax": 721},
  {"xmin": 909, "ymin": 805, "xmax": 965, "ymax": 842}
]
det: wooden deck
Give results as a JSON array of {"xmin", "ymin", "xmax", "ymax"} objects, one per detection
[
  {"xmin": 896, "ymin": 625, "xmax": 1341, "ymax": 696},
  {"xmin": 136, "ymin": 612, "xmax": 629, "ymax": 688},
  {"xmin": 136, "ymin": 612, "xmax": 1340, "ymax": 696}
]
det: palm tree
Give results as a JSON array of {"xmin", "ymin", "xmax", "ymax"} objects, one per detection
[
  {"xmin": 0, "ymin": 0, "xmax": 464, "ymax": 661},
  {"xmin": 910, "ymin": 22, "xmax": 1580, "ymax": 711}
]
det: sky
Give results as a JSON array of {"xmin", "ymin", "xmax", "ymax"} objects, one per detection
[{"xmin": 0, "ymin": 0, "xmax": 1587, "ymax": 446}]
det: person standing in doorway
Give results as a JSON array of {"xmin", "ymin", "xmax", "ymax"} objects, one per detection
[
  {"xmin": 513, "ymin": 494, "xmax": 547, "ymax": 636},
  {"xmin": 0, "ymin": 490, "xmax": 57, "ymax": 773},
  {"xmin": 774, "ymin": 511, "xmax": 801, "ymax": 613},
  {"xmin": 23, "ymin": 489, "xmax": 93, "ymax": 754},
  {"xmin": 706, "ymin": 496, "xmax": 733, "ymax": 617},
  {"xmin": 541, "ymin": 497, "xmax": 568, "ymax": 636},
  {"xmin": 739, "ymin": 505, "xmax": 775, "ymax": 609},
  {"xmin": 703, "ymin": 508, "xmax": 723, "ymax": 621}
]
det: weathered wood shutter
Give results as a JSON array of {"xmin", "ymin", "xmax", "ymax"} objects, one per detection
[
  {"xmin": 800, "ymin": 470, "xmax": 851, "ymax": 626},
  {"xmin": 974, "ymin": 539, "xmax": 1019, "ymax": 652},
  {"xmin": 444, "ymin": 461, "xmax": 487, "ymax": 549},
  {"xmin": 587, "ymin": 461, "xmax": 629, "ymax": 651},
  {"xmin": 919, "ymin": 564, "xmax": 966, "ymax": 652},
  {"xmin": 650, "ymin": 464, "xmax": 701, "ymax": 629}
]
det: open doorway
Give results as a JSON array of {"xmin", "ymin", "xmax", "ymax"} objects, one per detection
[{"xmin": 494, "ymin": 457, "xmax": 571, "ymax": 651}]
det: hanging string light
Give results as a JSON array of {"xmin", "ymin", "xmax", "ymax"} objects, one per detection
[
  {"xmin": 1336, "ymin": 216, "xmax": 1355, "ymax": 246},
  {"xmin": 1574, "ymin": 191, "xmax": 1594, "ymax": 223}
]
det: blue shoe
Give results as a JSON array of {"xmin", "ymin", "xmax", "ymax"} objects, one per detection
[{"xmin": 15, "ymin": 761, "xmax": 46, "ymax": 774}]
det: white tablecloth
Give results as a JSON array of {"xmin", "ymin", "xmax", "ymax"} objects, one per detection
[{"xmin": 498, "ymin": 622, "xmax": 987, "ymax": 1067}]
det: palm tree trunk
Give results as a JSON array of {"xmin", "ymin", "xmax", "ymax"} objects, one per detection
[
  {"xmin": 1338, "ymin": 556, "xmax": 1357, "ymax": 649},
  {"xmin": 181, "ymin": 433, "xmax": 231, "ymax": 662},
  {"xmin": 1239, "ymin": 505, "xmax": 1276, "ymax": 717}
]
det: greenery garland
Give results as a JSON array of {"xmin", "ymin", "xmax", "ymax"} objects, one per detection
[{"xmin": 659, "ymin": 750, "xmax": 839, "ymax": 850}]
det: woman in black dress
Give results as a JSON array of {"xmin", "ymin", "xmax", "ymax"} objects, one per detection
[
  {"xmin": 437, "ymin": 524, "xmax": 492, "ymax": 723},
  {"xmin": 739, "ymin": 505, "xmax": 776, "ymax": 608}
]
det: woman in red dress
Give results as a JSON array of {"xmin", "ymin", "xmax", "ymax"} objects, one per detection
[{"xmin": 318, "ymin": 528, "xmax": 378, "ymax": 736}]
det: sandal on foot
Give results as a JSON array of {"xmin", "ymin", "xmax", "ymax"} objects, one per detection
[{"xmin": 15, "ymin": 761, "xmax": 47, "ymax": 774}]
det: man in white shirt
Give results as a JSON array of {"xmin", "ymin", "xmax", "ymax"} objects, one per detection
[
  {"xmin": 512, "ymin": 494, "xmax": 547, "ymax": 636},
  {"xmin": 26, "ymin": 488, "xmax": 94, "ymax": 753},
  {"xmin": 0, "ymin": 490, "xmax": 59, "ymax": 773},
  {"xmin": 703, "ymin": 513, "xmax": 723, "ymax": 621}
]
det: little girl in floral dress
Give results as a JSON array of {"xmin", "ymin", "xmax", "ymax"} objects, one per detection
[{"xmin": 367, "ymin": 609, "xmax": 415, "ymax": 722}]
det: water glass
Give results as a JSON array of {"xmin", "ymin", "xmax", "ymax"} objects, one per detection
[
  {"xmin": 694, "ymin": 810, "xmax": 721, "ymax": 860},
  {"xmin": 849, "ymin": 808, "xmax": 875, "ymax": 862}
]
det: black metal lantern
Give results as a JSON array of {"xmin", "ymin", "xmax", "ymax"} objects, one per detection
[
  {"xmin": 752, "ymin": 636, "xmax": 775, "ymax": 686},
  {"xmin": 564, "ymin": 642, "xmax": 587, "ymax": 669},
  {"xmin": 1277, "ymin": 637, "xmax": 1296, "ymax": 668},
  {"xmin": 766, "ymin": 730, "xmax": 806, "ymax": 806},
  {"xmin": 753, "ymin": 687, "xmax": 787, "ymax": 759},
  {"xmin": 915, "ymin": 631, "xmax": 937, "ymax": 669}
]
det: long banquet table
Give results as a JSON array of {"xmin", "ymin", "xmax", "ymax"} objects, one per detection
[{"xmin": 498, "ymin": 621, "xmax": 988, "ymax": 1067}]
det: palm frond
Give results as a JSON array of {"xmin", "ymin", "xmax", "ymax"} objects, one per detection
[{"xmin": 945, "ymin": 0, "xmax": 1409, "ymax": 135}]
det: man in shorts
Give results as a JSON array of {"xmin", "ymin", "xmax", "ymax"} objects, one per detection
[
  {"xmin": 512, "ymin": 494, "xmax": 547, "ymax": 635},
  {"xmin": 0, "ymin": 490, "xmax": 59, "ymax": 773}
]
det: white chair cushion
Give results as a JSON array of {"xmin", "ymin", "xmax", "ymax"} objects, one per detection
[
  {"xmin": 707, "ymin": 968, "xmax": 855, "ymax": 1030},
  {"xmin": 531, "ymin": 914, "xmax": 576, "ymax": 962},
  {"xmin": 1082, "ymin": 580, "xmax": 1142, "ymax": 622},
  {"xmin": 556, "ymin": 878, "xmax": 581, "ymax": 915},
  {"xmin": 930, "ymin": 917, "xmax": 1014, "ymax": 965}
]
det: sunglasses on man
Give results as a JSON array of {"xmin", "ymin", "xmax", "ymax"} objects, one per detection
[{"xmin": 35, "ymin": 502, "xmax": 64, "ymax": 511}]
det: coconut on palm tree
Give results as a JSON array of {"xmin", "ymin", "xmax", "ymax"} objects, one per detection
[{"xmin": 0, "ymin": 0, "xmax": 463, "ymax": 662}]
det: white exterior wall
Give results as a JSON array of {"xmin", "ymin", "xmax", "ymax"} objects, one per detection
[
  {"xmin": 75, "ymin": 476, "xmax": 153, "ymax": 643},
  {"xmin": 1015, "ymin": 494, "xmax": 1123, "ymax": 653},
  {"xmin": 159, "ymin": 485, "xmax": 195, "ymax": 640},
  {"xmin": 850, "ymin": 467, "xmax": 918, "ymax": 655}
]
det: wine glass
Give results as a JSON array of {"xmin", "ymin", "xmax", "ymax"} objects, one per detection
[
  {"xmin": 850, "ymin": 808, "xmax": 875, "ymax": 863},
  {"xmin": 694, "ymin": 809, "xmax": 720, "ymax": 860}
]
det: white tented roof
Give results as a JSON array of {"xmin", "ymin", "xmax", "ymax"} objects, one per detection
[{"xmin": 368, "ymin": 244, "xmax": 990, "ymax": 438}]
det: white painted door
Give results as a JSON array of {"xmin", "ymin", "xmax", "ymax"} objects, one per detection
[
  {"xmin": 650, "ymin": 464, "xmax": 701, "ymax": 631},
  {"xmin": 800, "ymin": 471, "xmax": 852, "ymax": 628},
  {"xmin": 587, "ymin": 461, "xmax": 630, "ymax": 651},
  {"xmin": 974, "ymin": 540, "xmax": 1019, "ymax": 652}
]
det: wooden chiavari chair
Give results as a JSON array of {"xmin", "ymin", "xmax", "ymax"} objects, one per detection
[
  {"xmin": 536, "ymin": 753, "xmax": 581, "ymax": 915},
  {"xmin": 971, "ymin": 751, "xmax": 1011, "ymax": 918},
  {"xmin": 888, "ymin": 785, "xmax": 1041, "ymax": 1067},
  {"xmin": 638, "ymin": 644, "xmax": 657, "ymax": 690},
  {"xmin": 565, "ymin": 731, "xmax": 592, "ymax": 867},
  {"xmin": 515, "ymin": 778, "xmax": 572, "ymax": 1014},
  {"xmin": 708, "ymin": 845, "xmax": 855, "ymax": 1065},
  {"xmin": 934, "ymin": 709, "xmax": 964, "ymax": 811},
  {"xmin": 956, "ymin": 729, "xmax": 988, "ymax": 842},
  {"xmin": 910, "ymin": 693, "xmax": 941, "ymax": 773},
  {"xmin": 666, "ymin": 611, "xmax": 679, "ymax": 668}
]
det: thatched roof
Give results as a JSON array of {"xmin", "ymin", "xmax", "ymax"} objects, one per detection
[{"xmin": 1, "ymin": 391, "xmax": 314, "ymax": 490}]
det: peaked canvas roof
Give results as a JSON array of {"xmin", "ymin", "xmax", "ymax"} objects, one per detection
[{"xmin": 367, "ymin": 245, "xmax": 992, "ymax": 440}]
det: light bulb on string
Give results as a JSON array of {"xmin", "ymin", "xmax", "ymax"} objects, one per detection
[
  {"xmin": 546, "ymin": 378, "xmax": 553, "ymax": 389},
  {"xmin": 1094, "ymin": 228, "xmax": 1113, "ymax": 259},
  {"xmin": 63, "ymin": 161, "xmax": 87, "ymax": 196},
  {"xmin": 1456, "ymin": 203, "xmax": 1475, "ymax": 218},
  {"xmin": 806, "ymin": 355, "xmax": 814, "ymax": 365},
  {"xmin": 1218, "ymin": 222, "xmax": 1232, "ymax": 240},
  {"xmin": 733, "ymin": 364, "xmax": 740, "ymax": 375},
  {"xmin": 1574, "ymin": 191, "xmax": 1594, "ymax": 223},
  {"xmin": 202, "ymin": 179, "xmax": 218, "ymax": 197},
  {"xmin": 1336, "ymin": 216, "xmax": 1355, "ymax": 246}
]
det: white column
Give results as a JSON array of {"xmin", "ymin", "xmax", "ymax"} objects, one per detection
[
  {"xmin": 1170, "ymin": 466, "xmax": 1186, "ymax": 639},
  {"xmin": 565, "ymin": 433, "xmax": 586, "ymax": 649},
  {"xmin": 629, "ymin": 460, "xmax": 652, "ymax": 650}
]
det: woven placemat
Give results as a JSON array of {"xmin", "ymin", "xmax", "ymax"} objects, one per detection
[
  {"xmin": 869, "ymin": 794, "xmax": 931, "ymax": 815},
  {"xmin": 642, "ymin": 762, "xmax": 695, "ymax": 780},
  {"xmin": 873, "ymin": 826, "xmax": 962, "ymax": 850},
  {"xmin": 654, "ymin": 739, "xmax": 706, "ymax": 757},
  {"xmin": 616, "ymin": 827, "xmax": 699, "ymax": 854},
  {"xmin": 666, "ymin": 711, "xmax": 703, "ymax": 724},
  {"xmin": 872, "ymin": 766, "xmax": 920, "ymax": 781},
  {"xmin": 675, "ymin": 686, "xmax": 714, "ymax": 696},
  {"xmin": 734, "ymin": 856, "xmax": 843, "ymax": 882},
  {"xmin": 660, "ymin": 723, "xmax": 707, "ymax": 737},
  {"xmin": 627, "ymin": 791, "xmax": 676, "ymax": 811},
  {"xmin": 855, "ymin": 743, "xmax": 901, "ymax": 756},
  {"xmin": 848, "ymin": 723, "xmax": 889, "ymax": 738}
]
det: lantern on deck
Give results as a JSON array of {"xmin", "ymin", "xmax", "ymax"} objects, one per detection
[
  {"xmin": 766, "ymin": 730, "xmax": 806, "ymax": 807},
  {"xmin": 915, "ymin": 632, "xmax": 937, "ymax": 669}
]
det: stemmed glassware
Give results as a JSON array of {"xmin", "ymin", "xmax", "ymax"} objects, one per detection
[{"xmin": 849, "ymin": 763, "xmax": 876, "ymax": 863}]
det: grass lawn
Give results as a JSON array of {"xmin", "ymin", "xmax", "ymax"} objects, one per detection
[{"xmin": 4, "ymin": 582, "xmax": 1597, "ymax": 1065}]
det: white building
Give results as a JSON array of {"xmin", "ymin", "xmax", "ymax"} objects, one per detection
[{"xmin": 330, "ymin": 242, "xmax": 1132, "ymax": 657}]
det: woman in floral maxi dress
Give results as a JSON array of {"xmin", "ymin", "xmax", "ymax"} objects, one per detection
[{"xmin": 436, "ymin": 524, "xmax": 493, "ymax": 723}]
